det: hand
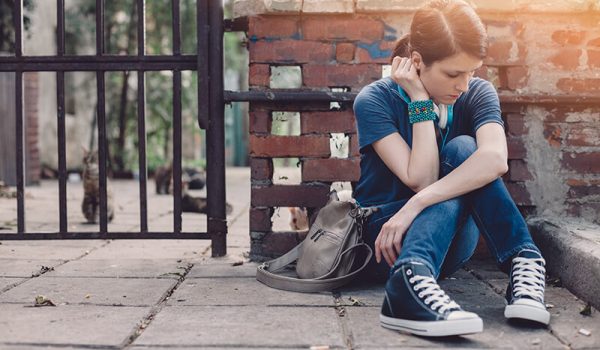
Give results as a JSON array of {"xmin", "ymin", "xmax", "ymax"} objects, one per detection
[
  {"xmin": 391, "ymin": 56, "xmax": 429, "ymax": 102},
  {"xmin": 375, "ymin": 202, "xmax": 423, "ymax": 267}
]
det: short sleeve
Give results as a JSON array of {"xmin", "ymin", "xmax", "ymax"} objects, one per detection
[
  {"xmin": 467, "ymin": 79, "xmax": 504, "ymax": 133},
  {"xmin": 353, "ymin": 85, "xmax": 400, "ymax": 151}
]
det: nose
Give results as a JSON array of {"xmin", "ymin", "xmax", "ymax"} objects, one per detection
[{"xmin": 456, "ymin": 75, "xmax": 470, "ymax": 93}]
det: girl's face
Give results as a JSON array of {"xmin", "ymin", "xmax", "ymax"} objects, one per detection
[{"xmin": 414, "ymin": 51, "xmax": 483, "ymax": 105}]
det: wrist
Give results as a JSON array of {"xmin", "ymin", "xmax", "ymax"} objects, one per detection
[
  {"xmin": 408, "ymin": 191, "xmax": 429, "ymax": 212},
  {"xmin": 410, "ymin": 93, "xmax": 429, "ymax": 102}
]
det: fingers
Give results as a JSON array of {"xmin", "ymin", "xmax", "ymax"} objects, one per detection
[
  {"xmin": 377, "ymin": 225, "xmax": 403, "ymax": 267},
  {"xmin": 374, "ymin": 234, "xmax": 382, "ymax": 263}
]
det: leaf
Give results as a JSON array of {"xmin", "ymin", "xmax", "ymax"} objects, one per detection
[
  {"xmin": 580, "ymin": 303, "xmax": 592, "ymax": 316},
  {"xmin": 34, "ymin": 295, "xmax": 56, "ymax": 307},
  {"xmin": 348, "ymin": 296, "xmax": 365, "ymax": 306}
]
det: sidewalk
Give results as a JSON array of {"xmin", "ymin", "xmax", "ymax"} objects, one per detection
[{"xmin": 0, "ymin": 168, "xmax": 598, "ymax": 349}]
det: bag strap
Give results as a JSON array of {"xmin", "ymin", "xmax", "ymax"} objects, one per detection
[{"xmin": 256, "ymin": 242, "xmax": 373, "ymax": 293}]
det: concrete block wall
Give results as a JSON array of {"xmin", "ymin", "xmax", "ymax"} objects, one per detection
[{"xmin": 235, "ymin": 0, "xmax": 600, "ymax": 260}]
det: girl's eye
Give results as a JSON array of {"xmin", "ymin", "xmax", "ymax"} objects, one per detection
[{"xmin": 447, "ymin": 73, "xmax": 459, "ymax": 78}]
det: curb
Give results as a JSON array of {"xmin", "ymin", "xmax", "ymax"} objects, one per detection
[{"xmin": 528, "ymin": 216, "xmax": 600, "ymax": 310}]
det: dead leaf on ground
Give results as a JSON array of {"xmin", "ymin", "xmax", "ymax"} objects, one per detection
[
  {"xmin": 580, "ymin": 303, "xmax": 592, "ymax": 316},
  {"xmin": 579, "ymin": 328, "xmax": 591, "ymax": 336},
  {"xmin": 348, "ymin": 296, "xmax": 365, "ymax": 306},
  {"xmin": 34, "ymin": 295, "xmax": 56, "ymax": 307}
]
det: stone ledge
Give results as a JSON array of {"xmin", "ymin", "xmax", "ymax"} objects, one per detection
[
  {"xmin": 234, "ymin": 0, "xmax": 600, "ymax": 18},
  {"xmin": 528, "ymin": 216, "xmax": 600, "ymax": 310}
]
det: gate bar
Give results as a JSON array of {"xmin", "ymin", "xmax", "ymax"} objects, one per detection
[
  {"xmin": 172, "ymin": 0, "xmax": 183, "ymax": 233},
  {"xmin": 57, "ymin": 0, "xmax": 67, "ymax": 234},
  {"xmin": 96, "ymin": 0, "xmax": 108, "ymax": 234},
  {"xmin": 197, "ymin": 0, "xmax": 209, "ymax": 130},
  {"xmin": 137, "ymin": 0, "xmax": 148, "ymax": 233},
  {"xmin": 207, "ymin": 1, "xmax": 226, "ymax": 257},
  {"xmin": 14, "ymin": 0, "xmax": 25, "ymax": 234}
]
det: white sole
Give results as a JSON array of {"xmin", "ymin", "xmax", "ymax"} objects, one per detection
[
  {"xmin": 505, "ymin": 304, "xmax": 550, "ymax": 325},
  {"xmin": 380, "ymin": 314, "xmax": 483, "ymax": 337}
]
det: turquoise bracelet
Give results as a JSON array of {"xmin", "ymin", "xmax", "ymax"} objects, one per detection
[{"xmin": 408, "ymin": 99, "xmax": 437, "ymax": 124}]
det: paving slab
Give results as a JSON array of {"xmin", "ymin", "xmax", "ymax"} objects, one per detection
[
  {"xmin": 134, "ymin": 305, "xmax": 344, "ymax": 348},
  {"xmin": 0, "ymin": 277, "xmax": 22, "ymax": 291},
  {"xmin": 44, "ymin": 258, "xmax": 187, "ymax": 279},
  {"xmin": 487, "ymin": 279, "xmax": 600, "ymax": 349},
  {"xmin": 0, "ymin": 240, "xmax": 104, "ymax": 260},
  {"xmin": 187, "ymin": 262, "xmax": 257, "ymax": 278},
  {"xmin": 84, "ymin": 239, "xmax": 210, "ymax": 260},
  {"xmin": 0, "ymin": 259, "xmax": 64, "ymax": 277},
  {"xmin": 168, "ymin": 277, "xmax": 334, "ymax": 306},
  {"xmin": 0, "ymin": 276, "xmax": 176, "ymax": 306},
  {"xmin": 0, "ymin": 304, "xmax": 147, "ymax": 347}
]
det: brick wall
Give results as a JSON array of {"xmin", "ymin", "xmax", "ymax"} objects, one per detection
[{"xmin": 236, "ymin": 0, "xmax": 600, "ymax": 260}]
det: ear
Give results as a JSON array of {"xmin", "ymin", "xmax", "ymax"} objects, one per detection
[{"xmin": 410, "ymin": 51, "xmax": 424, "ymax": 70}]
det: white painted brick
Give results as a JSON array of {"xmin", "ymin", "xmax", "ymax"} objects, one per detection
[{"xmin": 303, "ymin": 0, "xmax": 355, "ymax": 13}]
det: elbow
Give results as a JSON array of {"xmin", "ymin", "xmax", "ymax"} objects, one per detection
[{"xmin": 483, "ymin": 149, "xmax": 508, "ymax": 177}]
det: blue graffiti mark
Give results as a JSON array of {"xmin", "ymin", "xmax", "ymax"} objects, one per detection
[
  {"xmin": 384, "ymin": 35, "xmax": 397, "ymax": 42},
  {"xmin": 357, "ymin": 41, "xmax": 392, "ymax": 59},
  {"xmin": 383, "ymin": 23, "xmax": 398, "ymax": 35},
  {"xmin": 291, "ymin": 32, "xmax": 302, "ymax": 40}
]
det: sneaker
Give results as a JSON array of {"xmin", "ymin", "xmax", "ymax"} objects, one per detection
[
  {"xmin": 504, "ymin": 249, "xmax": 550, "ymax": 325},
  {"xmin": 380, "ymin": 262, "xmax": 483, "ymax": 337}
]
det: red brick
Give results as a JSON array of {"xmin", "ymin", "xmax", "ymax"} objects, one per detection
[
  {"xmin": 566, "ymin": 179, "xmax": 600, "ymax": 199},
  {"xmin": 557, "ymin": 78, "xmax": 600, "ymax": 93},
  {"xmin": 543, "ymin": 124, "xmax": 563, "ymax": 148},
  {"xmin": 356, "ymin": 40, "xmax": 395, "ymax": 64},
  {"xmin": 589, "ymin": 37, "xmax": 600, "ymax": 48},
  {"xmin": 504, "ymin": 66, "xmax": 529, "ymax": 90},
  {"xmin": 302, "ymin": 158, "xmax": 360, "ymax": 182},
  {"xmin": 302, "ymin": 17, "xmax": 384, "ymax": 41},
  {"xmin": 485, "ymin": 41, "xmax": 526, "ymax": 65},
  {"xmin": 303, "ymin": 64, "xmax": 381, "ymax": 88},
  {"xmin": 565, "ymin": 126, "xmax": 599, "ymax": 147},
  {"xmin": 349, "ymin": 134, "xmax": 360, "ymax": 156},
  {"xmin": 552, "ymin": 30, "xmax": 586, "ymax": 46},
  {"xmin": 474, "ymin": 65, "xmax": 489, "ymax": 80},
  {"xmin": 250, "ymin": 207, "xmax": 273, "ymax": 231},
  {"xmin": 505, "ymin": 182, "xmax": 533, "ymax": 206},
  {"xmin": 562, "ymin": 152, "xmax": 600, "ymax": 174},
  {"xmin": 251, "ymin": 184, "xmax": 330, "ymax": 207},
  {"xmin": 250, "ymin": 158, "xmax": 273, "ymax": 181},
  {"xmin": 506, "ymin": 113, "xmax": 527, "ymax": 136},
  {"xmin": 250, "ymin": 40, "xmax": 333, "ymax": 63},
  {"xmin": 549, "ymin": 49, "xmax": 582, "ymax": 69},
  {"xmin": 249, "ymin": 16, "xmax": 298, "ymax": 39},
  {"xmin": 249, "ymin": 64, "xmax": 270, "ymax": 87},
  {"xmin": 336, "ymin": 43, "xmax": 355, "ymax": 63},
  {"xmin": 249, "ymin": 111, "xmax": 271, "ymax": 134},
  {"xmin": 587, "ymin": 50, "xmax": 600, "ymax": 69},
  {"xmin": 508, "ymin": 160, "xmax": 533, "ymax": 181},
  {"xmin": 249, "ymin": 135, "xmax": 330, "ymax": 157},
  {"xmin": 507, "ymin": 136, "xmax": 526, "ymax": 159},
  {"xmin": 301, "ymin": 110, "xmax": 356, "ymax": 134}
]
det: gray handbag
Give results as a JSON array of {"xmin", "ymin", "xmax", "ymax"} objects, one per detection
[{"xmin": 256, "ymin": 194, "xmax": 376, "ymax": 293}]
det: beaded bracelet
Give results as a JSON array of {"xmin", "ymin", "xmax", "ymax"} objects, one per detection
[{"xmin": 408, "ymin": 99, "xmax": 437, "ymax": 124}]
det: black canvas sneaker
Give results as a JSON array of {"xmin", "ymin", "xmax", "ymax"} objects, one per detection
[
  {"xmin": 380, "ymin": 262, "xmax": 483, "ymax": 337},
  {"xmin": 504, "ymin": 249, "xmax": 550, "ymax": 325}
]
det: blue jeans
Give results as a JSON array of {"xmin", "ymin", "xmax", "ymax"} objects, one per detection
[{"xmin": 361, "ymin": 135, "xmax": 540, "ymax": 282}]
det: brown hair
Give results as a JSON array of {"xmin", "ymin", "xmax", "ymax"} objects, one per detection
[{"xmin": 391, "ymin": 0, "xmax": 487, "ymax": 65}]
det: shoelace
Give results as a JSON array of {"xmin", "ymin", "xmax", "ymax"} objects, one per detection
[
  {"xmin": 512, "ymin": 257, "xmax": 546, "ymax": 302},
  {"xmin": 409, "ymin": 275, "xmax": 460, "ymax": 313}
]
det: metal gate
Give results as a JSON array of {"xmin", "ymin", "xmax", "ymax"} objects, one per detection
[{"xmin": 0, "ymin": 0, "xmax": 227, "ymax": 257}]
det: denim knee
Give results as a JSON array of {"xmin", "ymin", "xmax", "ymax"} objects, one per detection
[{"xmin": 442, "ymin": 135, "xmax": 477, "ymax": 171}]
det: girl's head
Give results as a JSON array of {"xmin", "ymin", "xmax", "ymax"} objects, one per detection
[{"xmin": 392, "ymin": 0, "xmax": 488, "ymax": 104}]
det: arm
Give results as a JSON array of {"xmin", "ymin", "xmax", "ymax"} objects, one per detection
[
  {"xmin": 375, "ymin": 123, "xmax": 508, "ymax": 266},
  {"xmin": 372, "ymin": 56, "xmax": 440, "ymax": 192}
]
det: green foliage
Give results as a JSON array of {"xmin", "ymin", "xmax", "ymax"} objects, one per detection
[
  {"xmin": 65, "ymin": 0, "xmax": 204, "ymax": 174},
  {"xmin": 0, "ymin": 0, "xmax": 35, "ymax": 52}
]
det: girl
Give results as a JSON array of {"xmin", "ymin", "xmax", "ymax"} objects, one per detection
[{"xmin": 353, "ymin": 0, "xmax": 549, "ymax": 337}]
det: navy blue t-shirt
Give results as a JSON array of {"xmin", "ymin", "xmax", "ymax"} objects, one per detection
[{"xmin": 352, "ymin": 77, "xmax": 504, "ymax": 206}]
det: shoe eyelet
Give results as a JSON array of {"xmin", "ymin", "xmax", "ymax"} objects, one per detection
[
  {"xmin": 418, "ymin": 292, "xmax": 424, "ymax": 298},
  {"xmin": 406, "ymin": 269, "xmax": 412, "ymax": 276},
  {"xmin": 413, "ymin": 286, "xmax": 418, "ymax": 291}
]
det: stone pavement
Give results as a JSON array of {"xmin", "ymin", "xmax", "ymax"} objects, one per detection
[{"xmin": 0, "ymin": 168, "xmax": 599, "ymax": 349}]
